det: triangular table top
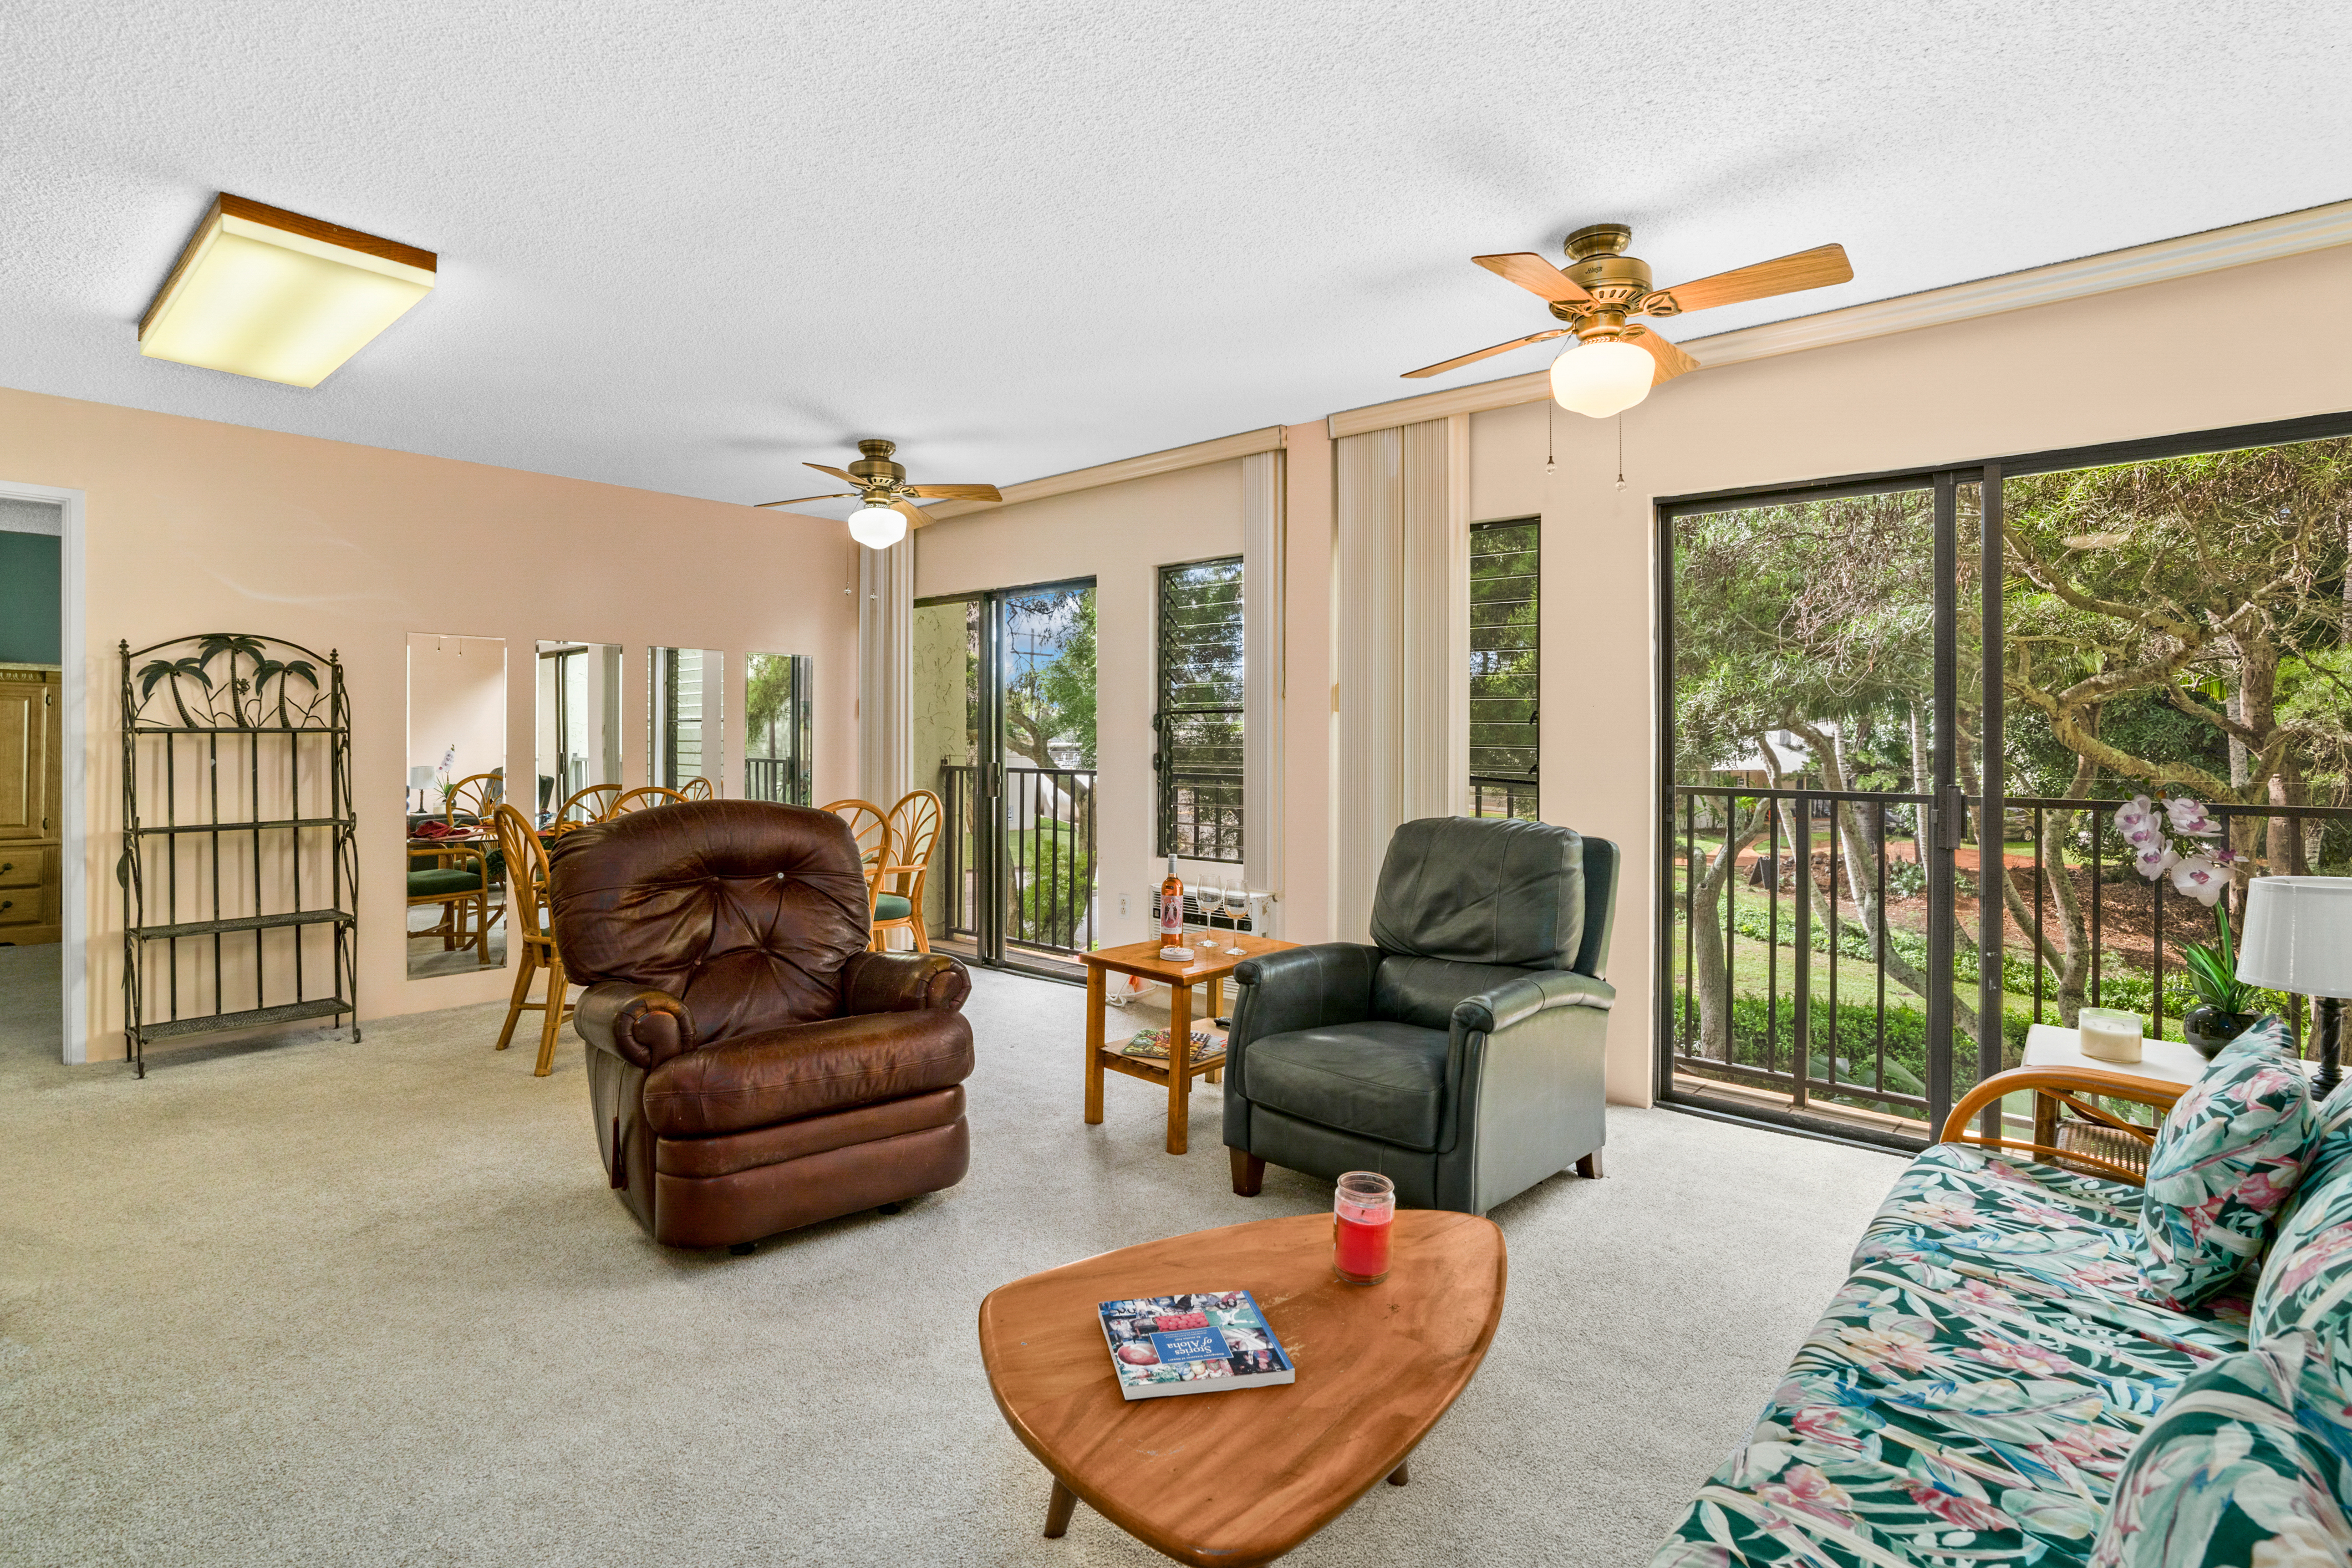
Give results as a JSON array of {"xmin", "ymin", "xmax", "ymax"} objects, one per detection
[{"xmin": 978, "ymin": 1210, "xmax": 1508, "ymax": 1566}]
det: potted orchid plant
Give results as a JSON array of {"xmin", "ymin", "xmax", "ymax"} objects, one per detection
[{"xmin": 2114, "ymin": 792, "xmax": 2258, "ymax": 1057}]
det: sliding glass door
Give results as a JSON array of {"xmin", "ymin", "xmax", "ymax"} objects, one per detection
[{"xmin": 912, "ymin": 578, "xmax": 1097, "ymax": 974}]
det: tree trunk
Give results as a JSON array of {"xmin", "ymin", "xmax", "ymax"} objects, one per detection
[
  {"xmin": 1991, "ymin": 746, "xmax": 2097, "ymax": 1025},
  {"xmin": 1686, "ymin": 797, "xmax": 1773, "ymax": 1062},
  {"xmin": 1796, "ymin": 722, "xmax": 1981, "ymax": 1046}
]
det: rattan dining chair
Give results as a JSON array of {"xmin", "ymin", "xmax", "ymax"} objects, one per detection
[
  {"xmin": 603, "ymin": 785, "xmax": 688, "ymax": 819},
  {"xmin": 488, "ymin": 804, "xmax": 573, "ymax": 1075},
  {"xmin": 445, "ymin": 770, "xmax": 504, "ymax": 824},
  {"xmin": 678, "ymin": 776, "xmax": 715, "ymax": 801},
  {"xmin": 554, "ymin": 782, "xmax": 622, "ymax": 831},
  {"xmin": 869, "ymin": 789, "xmax": 943, "ymax": 953},
  {"xmin": 406, "ymin": 836, "xmax": 493, "ymax": 964},
  {"xmin": 820, "ymin": 798, "xmax": 892, "ymax": 919}
]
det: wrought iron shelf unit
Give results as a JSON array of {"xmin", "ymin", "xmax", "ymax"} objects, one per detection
[{"xmin": 120, "ymin": 635, "xmax": 359, "ymax": 1076}]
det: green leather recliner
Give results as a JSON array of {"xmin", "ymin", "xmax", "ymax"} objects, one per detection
[{"xmin": 1223, "ymin": 816, "xmax": 1617, "ymax": 1214}]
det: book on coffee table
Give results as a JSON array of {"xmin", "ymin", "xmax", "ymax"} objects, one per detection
[
  {"xmin": 1098, "ymin": 1291, "xmax": 1294, "ymax": 1399},
  {"xmin": 1118, "ymin": 1027, "xmax": 1223, "ymax": 1065}
]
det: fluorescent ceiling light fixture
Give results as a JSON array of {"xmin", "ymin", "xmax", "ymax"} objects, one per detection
[{"xmin": 139, "ymin": 194, "xmax": 436, "ymax": 388}]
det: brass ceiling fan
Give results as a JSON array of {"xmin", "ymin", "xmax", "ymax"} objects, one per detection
[
  {"xmin": 756, "ymin": 439, "xmax": 1004, "ymax": 549},
  {"xmin": 1406, "ymin": 224, "xmax": 1852, "ymax": 416}
]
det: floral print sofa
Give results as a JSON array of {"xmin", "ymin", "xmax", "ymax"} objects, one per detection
[{"xmin": 1651, "ymin": 1042, "xmax": 2352, "ymax": 1568}]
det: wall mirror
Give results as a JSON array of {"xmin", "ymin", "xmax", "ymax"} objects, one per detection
[
  {"xmin": 744, "ymin": 652, "xmax": 812, "ymax": 805},
  {"xmin": 537, "ymin": 640, "xmax": 624, "ymax": 827},
  {"xmin": 649, "ymin": 647, "xmax": 723, "ymax": 795},
  {"xmin": 406, "ymin": 632, "xmax": 507, "ymax": 978}
]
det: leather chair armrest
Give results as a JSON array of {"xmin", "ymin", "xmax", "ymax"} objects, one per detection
[
  {"xmin": 642, "ymin": 1010, "xmax": 975, "ymax": 1138},
  {"xmin": 575, "ymin": 981, "xmax": 698, "ymax": 1070},
  {"xmin": 839, "ymin": 950, "xmax": 971, "ymax": 1014},
  {"xmin": 1226, "ymin": 944, "xmax": 1382, "ymax": 1119},
  {"xmin": 1452, "ymin": 970, "xmax": 1615, "ymax": 1035},
  {"xmin": 1230, "ymin": 944, "xmax": 1381, "ymax": 1043}
]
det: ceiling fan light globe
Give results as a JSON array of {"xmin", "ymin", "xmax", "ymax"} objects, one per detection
[
  {"xmin": 847, "ymin": 503, "xmax": 907, "ymax": 550},
  {"xmin": 1550, "ymin": 339, "xmax": 1653, "ymax": 419}
]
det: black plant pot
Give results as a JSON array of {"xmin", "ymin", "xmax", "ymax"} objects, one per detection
[{"xmin": 2182, "ymin": 1006, "xmax": 2257, "ymax": 1060}]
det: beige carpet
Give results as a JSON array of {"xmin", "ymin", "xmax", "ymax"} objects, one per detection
[{"xmin": 0, "ymin": 961, "xmax": 1905, "ymax": 1566}]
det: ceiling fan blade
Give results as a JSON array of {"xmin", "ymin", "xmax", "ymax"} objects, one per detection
[
  {"xmin": 1473, "ymin": 253, "xmax": 1591, "ymax": 304},
  {"xmin": 1624, "ymin": 325, "xmax": 1699, "ymax": 383},
  {"xmin": 754, "ymin": 492, "xmax": 855, "ymax": 508},
  {"xmin": 892, "ymin": 498, "xmax": 935, "ymax": 530},
  {"xmin": 905, "ymin": 484, "xmax": 1003, "ymax": 501},
  {"xmin": 1652, "ymin": 243, "xmax": 1852, "ymax": 314},
  {"xmin": 1402, "ymin": 328, "xmax": 1570, "ymax": 379},
  {"xmin": 805, "ymin": 462, "xmax": 861, "ymax": 485}
]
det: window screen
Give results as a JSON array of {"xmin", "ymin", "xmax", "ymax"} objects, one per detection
[
  {"xmin": 1155, "ymin": 557, "xmax": 1244, "ymax": 862},
  {"xmin": 1470, "ymin": 520, "xmax": 1538, "ymax": 820}
]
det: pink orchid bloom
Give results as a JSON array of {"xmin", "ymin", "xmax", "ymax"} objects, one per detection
[
  {"xmin": 2134, "ymin": 843, "xmax": 2180, "ymax": 880},
  {"xmin": 1902, "ymin": 1479, "xmax": 2012, "ymax": 1533},
  {"xmin": 2115, "ymin": 796, "xmax": 2154, "ymax": 833},
  {"xmin": 2165, "ymin": 796, "xmax": 2222, "ymax": 836},
  {"xmin": 2168, "ymin": 855, "xmax": 2224, "ymax": 906}
]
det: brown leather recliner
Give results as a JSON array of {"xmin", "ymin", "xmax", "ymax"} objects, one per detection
[{"xmin": 546, "ymin": 800, "xmax": 975, "ymax": 1249}]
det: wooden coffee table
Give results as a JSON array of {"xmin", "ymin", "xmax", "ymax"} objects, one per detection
[
  {"xmin": 978, "ymin": 1210, "xmax": 1507, "ymax": 1567},
  {"xmin": 1081, "ymin": 931, "xmax": 1297, "ymax": 1155}
]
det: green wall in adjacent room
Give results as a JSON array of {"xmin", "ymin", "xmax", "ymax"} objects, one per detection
[{"xmin": 0, "ymin": 531, "xmax": 62, "ymax": 664}]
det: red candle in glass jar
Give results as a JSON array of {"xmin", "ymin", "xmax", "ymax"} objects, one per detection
[{"xmin": 1332, "ymin": 1171, "xmax": 1395, "ymax": 1284}]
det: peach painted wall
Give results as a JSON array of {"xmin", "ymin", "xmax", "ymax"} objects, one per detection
[{"xmin": 0, "ymin": 385, "xmax": 858, "ymax": 1062}]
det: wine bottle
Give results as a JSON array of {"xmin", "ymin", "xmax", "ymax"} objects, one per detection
[{"xmin": 1159, "ymin": 854, "xmax": 1185, "ymax": 950}]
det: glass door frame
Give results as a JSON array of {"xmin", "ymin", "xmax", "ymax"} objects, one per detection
[
  {"xmin": 915, "ymin": 573, "xmax": 1097, "ymax": 982},
  {"xmin": 1653, "ymin": 407, "xmax": 2352, "ymax": 1148}
]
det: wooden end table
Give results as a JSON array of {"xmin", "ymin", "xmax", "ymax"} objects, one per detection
[
  {"xmin": 1081, "ymin": 932, "xmax": 1298, "ymax": 1155},
  {"xmin": 2019, "ymin": 1022, "xmax": 2208, "ymax": 1152},
  {"xmin": 978, "ymin": 1210, "xmax": 1507, "ymax": 1567}
]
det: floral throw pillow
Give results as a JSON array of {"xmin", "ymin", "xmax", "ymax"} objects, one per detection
[
  {"xmin": 2090, "ymin": 1336, "xmax": 2352, "ymax": 1568},
  {"xmin": 2252, "ymin": 1154, "xmax": 2352, "ymax": 1455},
  {"xmin": 2136, "ymin": 1020, "xmax": 2313, "ymax": 1311}
]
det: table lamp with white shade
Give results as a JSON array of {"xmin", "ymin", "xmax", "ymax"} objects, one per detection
[{"xmin": 2234, "ymin": 875, "xmax": 2352, "ymax": 1097}]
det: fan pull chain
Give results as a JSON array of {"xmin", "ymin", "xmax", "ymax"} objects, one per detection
[
  {"xmin": 1545, "ymin": 400, "xmax": 1556, "ymax": 476},
  {"xmin": 1616, "ymin": 416, "xmax": 1626, "ymax": 491}
]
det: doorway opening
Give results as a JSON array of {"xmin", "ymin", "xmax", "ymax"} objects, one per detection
[
  {"xmin": 1659, "ymin": 412, "xmax": 2352, "ymax": 1149},
  {"xmin": 913, "ymin": 578, "xmax": 1097, "ymax": 979},
  {"xmin": 0, "ymin": 493, "xmax": 64, "ymax": 1067}
]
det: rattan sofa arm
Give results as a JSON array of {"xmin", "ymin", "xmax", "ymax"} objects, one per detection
[{"xmin": 1937, "ymin": 1065, "xmax": 2187, "ymax": 1187}]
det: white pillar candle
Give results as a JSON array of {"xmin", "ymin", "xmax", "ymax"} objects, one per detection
[{"xmin": 2078, "ymin": 1007, "xmax": 2144, "ymax": 1065}]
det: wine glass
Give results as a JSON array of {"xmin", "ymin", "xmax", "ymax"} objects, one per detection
[{"xmin": 1196, "ymin": 884, "xmax": 1226, "ymax": 953}]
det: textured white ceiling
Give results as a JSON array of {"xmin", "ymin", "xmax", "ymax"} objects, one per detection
[{"xmin": 3, "ymin": 2, "xmax": 2348, "ymax": 516}]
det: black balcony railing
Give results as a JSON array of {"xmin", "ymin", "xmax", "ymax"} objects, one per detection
[
  {"xmin": 1666, "ymin": 785, "xmax": 2342, "ymax": 1140},
  {"xmin": 1470, "ymin": 775, "xmax": 1538, "ymax": 821},
  {"xmin": 941, "ymin": 763, "xmax": 1098, "ymax": 959},
  {"xmin": 743, "ymin": 755, "xmax": 808, "ymax": 805}
]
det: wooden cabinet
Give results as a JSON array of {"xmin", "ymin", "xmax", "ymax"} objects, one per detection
[{"xmin": 0, "ymin": 666, "xmax": 61, "ymax": 945}]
